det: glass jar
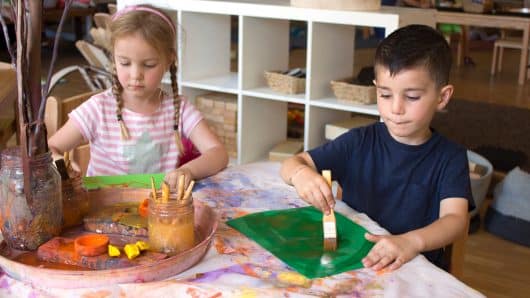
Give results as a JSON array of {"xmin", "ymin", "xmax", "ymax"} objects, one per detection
[
  {"xmin": 0, "ymin": 147, "xmax": 63, "ymax": 250},
  {"xmin": 62, "ymin": 170, "xmax": 89, "ymax": 228},
  {"xmin": 148, "ymin": 192, "xmax": 195, "ymax": 255}
]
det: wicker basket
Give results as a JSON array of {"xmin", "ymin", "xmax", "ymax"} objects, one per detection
[
  {"xmin": 462, "ymin": 0, "xmax": 493, "ymax": 13},
  {"xmin": 330, "ymin": 78, "xmax": 376, "ymax": 105},
  {"xmin": 264, "ymin": 71, "xmax": 305, "ymax": 95},
  {"xmin": 290, "ymin": 0, "xmax": 380, "ymax": 11}
]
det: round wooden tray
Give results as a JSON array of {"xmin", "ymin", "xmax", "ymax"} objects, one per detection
[{"xmin": 0, "ymin": 188, "xmax": 218, "ymax": 289}]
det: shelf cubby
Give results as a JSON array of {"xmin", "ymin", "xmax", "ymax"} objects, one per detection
[
  {"xmin": 240, "ymin": 16, "xmax": 307, "ymax": 103},
  {"xmin": 179, "ymin": 11, "xmax": 237, "ymax": 93},
  {"xmin": 305, "ymin": 106, "xmax": 350, "ymax": 149},
  {"xmin": 307, "ymin": 22, "xmax": 355, "ymax": 101},
  {"xmin": 239, "ymin": 96, "xmax": 288, "ymax": 163}
]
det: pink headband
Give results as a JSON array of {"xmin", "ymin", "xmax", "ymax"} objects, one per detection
[{"xmin": 112, "ymin": 6, "xmax": 175, "ymax": 35}]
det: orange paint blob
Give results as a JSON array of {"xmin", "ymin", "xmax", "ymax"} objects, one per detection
[
  {"xmin": 14, "ymin": 252, "xmax": 87, "ymax": 270},
  {"xmin": 138, "ymin": 198, "xmax": 149, "ymax": 218},
  {"xmin": 74, "ymin": 234, "xmax": 109, "ymax": 257}
]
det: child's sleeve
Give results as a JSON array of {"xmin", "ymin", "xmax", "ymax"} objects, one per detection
[
  {"xmin": 180, "ymin": 97, "xmax": 204, "ymax": 138},
  {"xmin": 68, "ymin": 95, "xmax": 102, "ymax": 143},
  {"xmin": 307, "ymin": 128, "xmax": 363, "ymax": 182},
  {"xmin": 440, "ymin": 149, "xmax": 475, "ymax": 211}
]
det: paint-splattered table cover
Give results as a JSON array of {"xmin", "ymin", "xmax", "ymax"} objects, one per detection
[{"xmin": 0, "ymin": 162, "xmax": 484, "ymax": 297}]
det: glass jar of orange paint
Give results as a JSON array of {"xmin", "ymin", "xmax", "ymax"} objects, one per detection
[
  {"xmin": 61, "ymin": 170, "xmax": 89, "ymax": 228},
  {"xmin": 148, "ymin": 192, "xmax": 195, "ymax": 255}
]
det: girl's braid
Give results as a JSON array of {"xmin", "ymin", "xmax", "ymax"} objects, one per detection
[
  {"xmin": 112, "ymin": 64, "xmax": 130, "ymax": 140},
  {"xmin": 170, "ymin": 63, "xmax": 184, "ymax": 153}
]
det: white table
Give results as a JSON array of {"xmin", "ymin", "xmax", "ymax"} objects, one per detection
[{"xmin": 0, "ymin": 162, "xmax": 484, "ymax": 297}]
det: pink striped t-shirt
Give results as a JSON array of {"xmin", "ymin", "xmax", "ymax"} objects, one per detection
[{"xmin": 69, "ymin": 89, "xmax": 203, "ymax": 176}]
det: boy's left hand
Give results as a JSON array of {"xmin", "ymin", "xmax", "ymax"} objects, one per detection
[{"xmin": 362, "ymin": 233, "xmax": 421, "ymax": 271}]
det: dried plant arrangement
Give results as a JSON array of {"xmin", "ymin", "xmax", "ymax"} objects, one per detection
[
  {"xmin": 0, "ymin": 0, "xmax": 73, "ymax": 194},
  {"xmin": 0, "ymin": 0, "xmax": 74, "ymax": 250}
]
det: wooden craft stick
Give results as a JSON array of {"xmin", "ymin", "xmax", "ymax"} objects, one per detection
[
  {"xmin": 64, "ymin": 151, "xmax": 70, "ymax": 169},
  {"xmin": 177, "ymin": 175, "xmax": 185, "ymax": 200},
  {"xmin": 161, "ymin": 181, "xmax": 170, "ymax": 203},
  {"xmin": 150, "ymin": 177, "xmax": 157, "ymax": 202},
  {"xmin": 183, "ymin": 180, "xmax": 195, "ymax": 201},
  {"xmin": 322, "ymin": 170, "xmax": 337, "ymax": 252}
]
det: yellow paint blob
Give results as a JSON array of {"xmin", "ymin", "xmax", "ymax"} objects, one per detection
[
  {"xmin": 124, "ymin": 243, "xmax": 140, "ymax": 260},
  {"xmin": 239, "ymin": 287, "xmax": 257, "ymax": 298},
  {"xmin": 135, "ymin": 241, "xmax": 150, "ymax": 251},
  {"xmin": 277, "ymin": 272, "xmax": 312, "ymax": 288},
  {"xmin": 107, "ymin": 244, "xmax": 121, "ymax": 257}
]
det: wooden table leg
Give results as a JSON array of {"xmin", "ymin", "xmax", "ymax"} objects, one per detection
[{"xmin": 518, "ymin": 24, "xmax": 530, "ymax": 85}]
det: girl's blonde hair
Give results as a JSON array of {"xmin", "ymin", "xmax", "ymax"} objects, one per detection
[{"xmin": 110, "ymin": 5, "xmax": 183, "ymax": 153}]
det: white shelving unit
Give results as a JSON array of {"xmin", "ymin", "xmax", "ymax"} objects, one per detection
[{"xmin": 118, "ymin": 0, "xmax": 431, "ymax": 164}]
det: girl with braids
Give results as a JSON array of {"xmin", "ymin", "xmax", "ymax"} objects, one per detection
[{"xmin": 48, "ymin": 5, "xmax": 228, "ymax": 189}]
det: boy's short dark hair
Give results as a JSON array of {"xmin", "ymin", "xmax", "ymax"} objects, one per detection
[{"xmin": 374, "ymin": 24, "xmax": 452, "ymax": 87}]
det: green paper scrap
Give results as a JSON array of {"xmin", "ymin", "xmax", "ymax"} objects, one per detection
[
  {"xmin": 226, "ymin": 206, "xmax": 374, "ymax": 279},
  {"xmin": 83, "ymin": 173, "xmax": 165, "ymax": 190}
]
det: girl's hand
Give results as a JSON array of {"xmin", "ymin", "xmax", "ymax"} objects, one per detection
[
  {"xmin": 291, "ymin": 167, "xmax": 335, "ymax": 214},
  {"xmin": 165, "ymin": 168, "xmax": 193, "ymax": 191},
  {"xmin": 67, "ymin": 161, "xmax": 82, "ymax": 176},
  {"xmin": 362, "ymin": 233, "xmax": 421, "ymax": 271}
]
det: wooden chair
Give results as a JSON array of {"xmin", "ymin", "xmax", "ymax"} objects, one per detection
[
  {"xmin": 91, "ymin": 13, "xmax": 112, "ymax": 52},
  {"xmin": 0, "ymin": 63, "xmax": 17, "ymax": 150},
  {"xmin": 491, "ymin": 35, "xmax": 528, "ymax": 76},
  {"xmin": 47, "ymin": 64, "xmax": 111, "ymax": 94},
  {"xmin": 108, "ymin": 4, "xmax": 117, "ymax": 15},
  {"xmin": 93, "ymin": 12, "xmax": 111, "ymax": 30},
  {"xmin": 444, "ymin": 214, "xmax": 470, "ymax": 280},
  {"xmin": 45, "ymin": 91, "xmax": 99, "ymax": 177},
  {"xmin": 75, "ymin": 40, "xmax": 112, "ymax": 71}
]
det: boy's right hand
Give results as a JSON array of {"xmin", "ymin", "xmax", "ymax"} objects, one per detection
[{"xmin": 291, "ymin": 167, "xmax": 335, "ymax": 214}]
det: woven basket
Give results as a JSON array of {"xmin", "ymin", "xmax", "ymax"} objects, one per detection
[
  {"xmin": 331, "ymin": 78, "xmax": 376, "ymax": 105},
  {"xmin": 290, "ymin": 0, "xmax": 380, "ymax": 11},
  {"xmin": 462, "ymin": 0, "xmax": 493, "ymax": 13},
  {"xmin": 264, "ymin": 71, "xmax": 305, "ymax": 95}
]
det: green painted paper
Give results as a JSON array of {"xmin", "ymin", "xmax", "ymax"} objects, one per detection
[
  {"xmin": 83, "ymin": 173, "xmax": 165, "ymax": 190},
  {"xmin": 227, "ymin": 206, "xmax": 374, "ymax": 278}
]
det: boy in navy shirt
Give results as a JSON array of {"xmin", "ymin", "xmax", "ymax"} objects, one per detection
[{"xmin": 281, "ymin": 24, "xmax": 473, "ymax": 271}]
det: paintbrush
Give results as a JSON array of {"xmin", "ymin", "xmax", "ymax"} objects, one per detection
[
  {"xmin": 322, "ymin": 170, "xmax": 337, "ymax": 252},
  {"xmin": 63, "ymin": 151, "xmax": 71, "ymax": 170},
  {"xmin": 54, "ymin": 158, "xmax": 70, "ymax": 181},
  {"xmin": 161, "ymin": 181, "xmax": 170, "ymax": 203},
  {"xmin": 177, "ymin": 175, "xmax": 185, "ymax": 200},
  {"xmin": 183, "ymin": 180, "xmax": 195, "ymax": 201},
  {"xmin": 150, "ymin": 176, "xmax": 158, "ymax": 202}
]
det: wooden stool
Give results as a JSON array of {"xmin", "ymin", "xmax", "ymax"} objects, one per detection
[{"xmin": 491, "ymin": 37, "xmax": 529, "ymax": 75}]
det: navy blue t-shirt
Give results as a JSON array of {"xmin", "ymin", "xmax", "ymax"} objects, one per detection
[{"xmin": 308, "ymin": 122, "xmax": 474, "ymax": 267}]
